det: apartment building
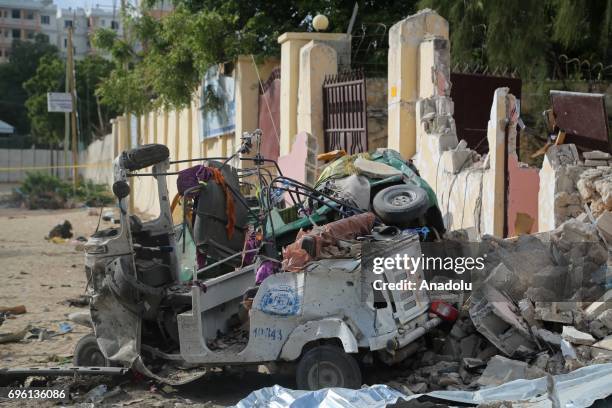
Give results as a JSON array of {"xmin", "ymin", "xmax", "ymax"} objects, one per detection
[{"xmin": 0, "ymin": 0, "xmax": 123, "ymax": 63}]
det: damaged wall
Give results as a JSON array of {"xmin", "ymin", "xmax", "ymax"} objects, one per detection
[
  {"xmin": 365, "ymin": 78, "xmax": 388, "ymax": 151},
  {"xmin": 538, "ymin": 145, "xmax": 612, "ymax": 232},
  {"xmin": 406, "ymin": 24, "xmax": 510, "ymax": 237}
]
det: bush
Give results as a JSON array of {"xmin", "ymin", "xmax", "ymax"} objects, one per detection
[{"xmin": 18, "ymin": 172, "xmax": 114, "ymax": 209}]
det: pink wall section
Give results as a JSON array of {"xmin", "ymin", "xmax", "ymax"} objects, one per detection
[{"xmin": 507, "ymin": 154, "xmax": 540, "ymax": 236}]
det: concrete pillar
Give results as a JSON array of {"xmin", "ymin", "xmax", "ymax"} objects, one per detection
[
  {"xmin": 278, "ymin": 32, "xmax": 350, "ymax": 155},
  {"xmin": 481, "ymin": 88, "xmax": 509, "ymax": 237},
  {"xmin": 234, "ymin": 56, "xmax": 280, "ymax": 164},
  {"xmin": 297, "ymin": 41, "xmax": 338, "ymax": 154},
  {"xmin": 387, "ymin": 9, "xmax": 448, "ymax": 158}
]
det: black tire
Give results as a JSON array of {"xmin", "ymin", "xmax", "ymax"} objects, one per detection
[
  {"xmin": 296, "ymin": 345, "xmax": 362, "ymax": 390},
  {"xmin": 73, "ymin": 333, "xmax": 110, "ymax": 367},
  {"xmin": 372, "ymin": 184, "xmax": 429, "ymax": 226},
  {"xmin": 121, "ymin": 144, "xmax": 169, "ymax": 171}
]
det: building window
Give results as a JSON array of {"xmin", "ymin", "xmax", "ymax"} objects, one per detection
[
  {"xmin": 25, "ymin": 11, "xmax": 34, "ymax": 20},
  {"xmin": 41, "ymin": 15, "xmax": 50, "ymax": 24},
  {"xmin": 101, "ymin": 19, "xmax": 105, "ymax": 26},
  {"xmin": 11, "ymin": 29, "xmax": 20, "ymax": 39},
  {"xmin": 86, "ymin": 39, "xmax": 91, "ymax": 48},
  {"xmin": 86, "ymin": 18, "xmax": 91, "ymax": 27},
  {"xmin": 64, "ymin": 38, "xmax": 67, "ymax": 48},
  {"xmin": 111, "ymin": 20, "xmax": 119, "ymax": 30},
  {"xmin": 11, "ymin": 9, "xmax": 20, "ymax": 19},
  {"xmin": 64, "ymin": 19, "xmax": 72, "ymax": 28},
  {"xmin": 26, "ymin": 30, "xmax": 34, "ymax": 39},
  {"xmin": 39, "ymin": 34, "xmax": 49, "ymax": 43}
]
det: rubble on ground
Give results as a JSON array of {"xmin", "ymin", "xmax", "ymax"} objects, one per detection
[{"xmin": 381, "ymin": 214, "xmax": 612, "ymax": 394}]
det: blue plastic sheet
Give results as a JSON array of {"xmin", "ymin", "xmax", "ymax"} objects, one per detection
[{"xmin": 234, "ymin": 363, "xmax": 612, "ymax": 408}]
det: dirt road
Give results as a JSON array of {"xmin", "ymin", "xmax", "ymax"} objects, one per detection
[{"xmin": 0, "ymin": 207, "xmax": 292, "ymax": 406}]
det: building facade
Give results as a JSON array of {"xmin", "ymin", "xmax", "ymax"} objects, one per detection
[{"xmin": 0, "ymin": 0, "xmax": 122, "ymax": 63}]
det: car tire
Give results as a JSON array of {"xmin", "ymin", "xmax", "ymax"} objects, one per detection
[
  {"xmin": 372, "ymin": 184, "xmax": 429, "ymax": 226},
  {"xmin": 121, "ymin": 144, "xmax": 169, "ymax": 171},
  {"xmin": 73, "ymin": 333, "xmax": 110, "ymax": 367},
  {"xmin": 296, "ymin": 345, "xmax": 362, "ymax": 390}
]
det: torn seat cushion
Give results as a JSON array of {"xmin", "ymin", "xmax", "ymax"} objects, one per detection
[{"xmin": 193, "ymin": 161, "xmax": 248, "ymax": 270}]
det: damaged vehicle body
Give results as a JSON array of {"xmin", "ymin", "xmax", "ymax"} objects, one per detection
[{"xmin": 81, "ymin": 131, "xmax": 453, "ymax": 390}]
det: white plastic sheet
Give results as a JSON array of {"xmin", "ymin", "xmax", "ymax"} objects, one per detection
[{"xmin": 234, "ymin": 363, "xmax": 612, "ymax": 408}]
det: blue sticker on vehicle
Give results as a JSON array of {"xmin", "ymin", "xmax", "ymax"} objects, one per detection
[{"xmin": 258, "ymin": 285, "xmax": 301, "ymax": 316}]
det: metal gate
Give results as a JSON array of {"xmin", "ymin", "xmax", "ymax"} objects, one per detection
[{"xmin": 322, "ymin": 69, "xmax": 368, "ymax": 154}]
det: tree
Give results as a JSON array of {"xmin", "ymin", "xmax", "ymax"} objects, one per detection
[
  {"xmin": 23, "ymin": 54, "xmax": 65, "ymax": 147},
  {"xmin": 0, "ymin": 34, "xmax": 59, "ymax": 135},
  {"xmin": 94, "ymin": 0, "xmax": 421, "ymax": 113},
  {"xmin": 418, "ymin": 0, "xmax": 612, "ymax": 79},
  {"xmin": 23, "ymin": 54, "xmax": 119, "ymax": 147},
  {"xmin": 75, "ymin": 55, "xmax": 120, "ymax": 144}
]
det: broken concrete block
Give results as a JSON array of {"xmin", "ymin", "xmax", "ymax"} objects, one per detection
[
  {"xmin": 438, "ymin": 372, "xmax": 462, "ymax": 387},
  {"xmin": 584, "ymin": 289, "xmax": 612, "ymax": 318},
  {"xmin": 441, "ymin": 149, "xmax": 473, "ymax": 174},
  {"xmin": 596, "ymin": 309, "xmax": 612, "ymax": 330},
  {"xmin": 532, "ymin": 352, "xmax": 550, "ymax": 371},
  {"xmin": 584, "ymin": 151, "xmax": 612, "ymax": 160},
  {"xmin": 589, "ymin": 319, "xmax": 609, "ymax": 339},
  {"xmin": 546, "ymin": 144, "xmax": 579, "ymax": 168},
  {"xmin": 584, "ymin": 159, "xmax": 609, "ymax": 167},
  {"xmin": 470, "ymin": 286, "xmax": 538, "ymax": 358},
  {"xmin": 562, "ymin": 326, "xmax": 596, "ymax": 345},
  {"xmin": 354, "ymin": 157, "xmax": 401, "ymax": 179},
  {"xmin": 407, "ymin": 382, "xmax": 427, "ymax": 394},
  {"xmin": 476, "ymin": 356, "xmax": 530, "ymax": 387},
  {"xmin": 462, "ymin": 357, "xmax": 485, "ymax": 369},
  {"xmin": 534, "ymin": 302, "xmax": 574, "ymax": 324},
  {"xmin": 593, "ymin": 335, "xmax": 612, "ymax": 351},
  {"xmin": 534, "ymin": 327, "xmax": 562, "ymax": 346},
  {"xmin": 596, "ymin": 211, "xmax": 612, "ymax": 243}
]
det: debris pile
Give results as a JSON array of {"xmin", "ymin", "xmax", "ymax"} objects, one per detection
[{"xmin": 382, "ymin": 215, "xmax": 612, "ymax": 394}]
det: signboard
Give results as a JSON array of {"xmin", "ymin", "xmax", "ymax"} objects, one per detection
[{"xmin": 47, "ymin": 92, "xmax": 73, "ymax": 113}]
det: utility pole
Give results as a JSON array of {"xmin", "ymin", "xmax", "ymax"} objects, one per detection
[{"xmin": 67, "ymin": 26, "xmax": 78, "ymax": 190}]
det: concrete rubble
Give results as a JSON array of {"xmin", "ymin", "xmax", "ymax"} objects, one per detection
[{"xmin": 381, "ymin": 213, "xmax": 612, "ymax": 397}]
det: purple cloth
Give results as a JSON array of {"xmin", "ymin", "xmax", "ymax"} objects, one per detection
[
  {"xmin": 177, "ymin": 165, "xmax": 212, "ymax": 196},
  {"xmin": 242, "ymin": 232, "xmax": 258, "ymax": 266},
  {"xmin": 255, "ymin": 260, "xmax": 276, "ymax": 284}
]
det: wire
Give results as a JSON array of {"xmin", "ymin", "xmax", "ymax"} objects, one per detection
[{"xmin": 250, "ymin": 54, "xmax": 280, "ymax": 145}]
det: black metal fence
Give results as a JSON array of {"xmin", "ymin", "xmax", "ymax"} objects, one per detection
[{"xmin": 322, "ymin": 69, "xmax": 368, "ymax": 154}]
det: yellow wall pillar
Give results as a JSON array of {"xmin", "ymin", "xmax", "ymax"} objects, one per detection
[
  {"xmin": 278, "ymin": 32, "xmax": 350, "ymax": 155},
  {"xmin": 482, "ymin": 88, "xmax": 509, "ymax": 237},
  {"xmin": 297, "ymin": 41, "xmax": 337, "ymax": 154},
  {"xmin": 387, "ymin": 10, "xmax": 449, "ymax": 159}
]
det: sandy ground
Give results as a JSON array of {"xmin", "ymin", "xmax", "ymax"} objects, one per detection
[
  {"xmin": 0, "ymin": 207, "xmax": 93, "ymax": 368},
  {"xmin": 0, "ymin": 205, "xmax": 295, "ymax": 407}
]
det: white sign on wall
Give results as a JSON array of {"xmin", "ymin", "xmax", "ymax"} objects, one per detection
[{"xmin": 47, "ymin": 92, "xmax": 73, "ymax": 113}]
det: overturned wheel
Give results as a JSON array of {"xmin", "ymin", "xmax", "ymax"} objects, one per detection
[
  {"xmin": 372, "ymin": 184, "xmax": 429, "ymax": 226},
  {"xmin": 296, "ymin": 345, "xmax": 361, "ymax": 390},
  {"xmin": 73, "ymin": 333, "xmax": 110, "ymax": 367}
]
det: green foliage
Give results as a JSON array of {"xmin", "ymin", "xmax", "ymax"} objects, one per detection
[
  {"xmin": 19, "ymin": 172, "xmax": 114, "ymax": 209},
  {"xmin": 419, "ymin": 0, "xmax": 612, "ymax": 79},
  {"xmin": 95, "ymin": 0, "xmax": 423, "ymax": 112},
  {"xmin": 23, "ymin": 55, "xmax": 65, "ymax": 146},
  {"xmin": 0, "ymin": 35, "xmax": 59, "ymax": 135},
  {"xmin": 75, "ymin": 55, "xmax": 120, "ymax": 143},
  {"xmin": 23, "ymin": 54, "xmax": 118, "ymax": 147}
]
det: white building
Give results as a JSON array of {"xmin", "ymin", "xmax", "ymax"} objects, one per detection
[{"xmin": 0, "ymin": 0, "xmax": 123, "ymax": 63}]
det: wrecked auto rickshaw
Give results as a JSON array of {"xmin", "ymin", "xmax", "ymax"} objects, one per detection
[{"xmin": 79, "ymin": 131, "xmax": 453, "ymax": 390}]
